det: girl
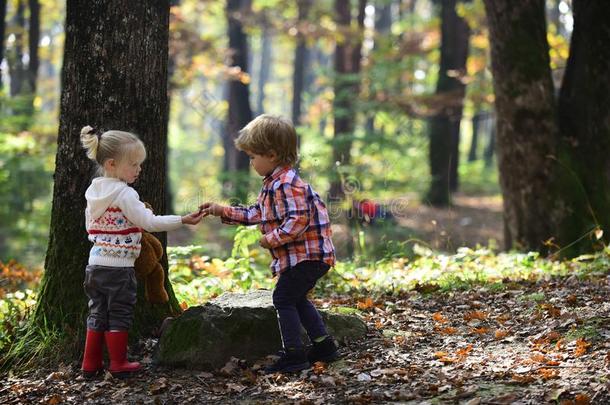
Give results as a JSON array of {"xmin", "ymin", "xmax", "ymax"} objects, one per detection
[{"xmin": 80, "ymin": 125, "xmax": 203, "ymax": 378}]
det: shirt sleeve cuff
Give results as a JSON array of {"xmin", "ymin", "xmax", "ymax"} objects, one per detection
[{"xmin": 265, "ymin": 230, "xmax": 283, "ymax": 248}]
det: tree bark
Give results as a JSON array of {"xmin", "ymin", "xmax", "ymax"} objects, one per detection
[
  {"xmin": 468, "ymin": 112, "xmax": 481, "ymax": 162},
  {"xmin": 483, "ymin": 0, "xmax": 563, "ymax": 252},
  {"xmin": 223, "ymin": 0, "xmax": 252, "ymax": 203},
  {"xmin": 329, "ymin": 0, "xmax": 366, "ymax": 201},
  {"xmin": 556, "ymin": 0, "xmax": 610, "ymax": 255},
  {"xmin": 8, "ymin": 0, "xmax": 25, "ymax": 97},
  {"xmin": 292, "ymin": 0, "xmax": 312, "ymax": 128},
  {"xmin": 256, "ymin": 23, "xmax": 271, "ymax": 115},
  {"xmin": 26, "ymin": 0, "xmax": 39, "ymax": 94},
  {"xmin": 35, "ymin": 0, "xmax": 178, "ymax": 347},
  {"xmin": 0, "ymin": 0, "xmax": 7, "ymax": 92},
  {"xmin": 426, "ymin": 0, "xmax": 470, "ymax": 206}
]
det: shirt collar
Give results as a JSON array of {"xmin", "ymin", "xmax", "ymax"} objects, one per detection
[{"xmin": 263, "ymin": 165, "xmax": 291, "ymax": 185}]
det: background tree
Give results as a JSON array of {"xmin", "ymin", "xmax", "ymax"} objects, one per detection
[
  {"xmin": 223, "ymin": 0, "xmax": 253, "ymax": 203},
  {"xmin": 426, "ymin": 0, "xmax": 470, "ymax": 206},
  {"xmin": 329, "ymin": 0, "xmax": 366, "ymax": 201},
  {"xmin": 483, "ymin": 0, "xmax": 610, "ymax": 255},
  {"xmin": 0, "ymin": 0, "xmax": 7, "ymax": 92},
  {"xmin": 292, "ymin": 0, "xmax": 312, "ymax": 130},
  {"xmin": 34, "ymin": 0, "xmax": 178, "ymax": 356}
]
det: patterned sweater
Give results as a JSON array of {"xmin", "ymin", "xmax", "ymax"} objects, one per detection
[{"xmin": 85, "ymin": 177, "xmax": 182, "ymax": 267}]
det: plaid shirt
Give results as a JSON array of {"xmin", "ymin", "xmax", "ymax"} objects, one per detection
[{"xmin": 221, "ymin": 166, "xmax": 336, "ymax": 275}]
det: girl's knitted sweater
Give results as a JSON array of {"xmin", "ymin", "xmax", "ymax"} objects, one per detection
[{"xmin": 85, "ymin": 177, "xmax": 182, "ymax": 267}]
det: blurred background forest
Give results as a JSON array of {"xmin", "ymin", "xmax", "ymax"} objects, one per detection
[{"xmin": 0, "ymin": 0, "xmax": 574, "ymax": 268}]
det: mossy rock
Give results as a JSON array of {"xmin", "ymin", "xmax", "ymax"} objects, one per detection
[{"xmin": 155, "ymin": 289, "xmax": 367, "ymax": 370}]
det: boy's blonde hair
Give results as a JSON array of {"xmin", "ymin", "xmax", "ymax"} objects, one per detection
[
  {"xmin": 80, "ymin": 126, "xmax": 146, "ymax": 173},
  {"xmin": 235, "ymin": 114, "xmax": 298, "ymax": 166}
]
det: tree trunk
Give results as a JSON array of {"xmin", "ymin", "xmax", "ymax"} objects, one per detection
[
  {"xmin": 256, "ymin": 23, "xmax": 271, "ymax": 115},
  {"xmin": 426, "ymin": 0, "xmax": 470, "ymax": 206},
  {"xmin": 483, "ymin": 0, "xmax": 563, "ymax": 252},
  {"xmin": 483, "ymin": 115, "xmax": 495, "ymax": 168},
  {"xmin": 556, "ymin": 0, "xmax": 610, "ymax": 255},
  {"xmin": 26, "ymin": 0, "xmax": 39, "ymax": 94},
  {"xmin": 329, "ymin": 0, "xmax": 365, "ymax": 201},
  {"xmin": 8, "ymin": 0, "xmax": 25, "ymax": 97},
  {"xmin": 35, "ymin": 0, "xmax": 178, "ymax": 349},
  {"xmin": 0, "ymin": 0, "xmax": 7, "ymax": 92},
  {"xmin": 223, "ymin": 0, "xmax": 252, "ymax": 203},
  {"xmin": 468, "ymin": 112, "xmax": 481, "ymax": 162},
  {"xmin": 292, "ymin": 0, "xmax": 312, "ymax": 128}
]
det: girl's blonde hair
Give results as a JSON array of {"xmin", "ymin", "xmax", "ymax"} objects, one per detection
[
  {"xmin": 80, "ymin": 126, "xmax": 146, "ymax": 172},
  {"xmin": 235, "ymin": 114, "xmax": 298, "ymax": 166}
]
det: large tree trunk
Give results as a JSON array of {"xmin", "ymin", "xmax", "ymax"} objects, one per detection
[
  {"xmin": 483, "ymin": 0, "xmax": 563, "ymax": 252},
  {"xmin": 426, "ymin": 0, "xmax": 470, "ymax": 206},
  {"xmin": 556, "ymin": 0, "xmax": 610, "ymax": 255},
  {"xmin": 329, "ymin": 0, "xmax": 366, "ymax": 201},
  {"xmin": 223, "ymin": 0, "xmax": 252, "ymax": 203},
  {"xmin": 0, "ymin": 0, "xmax": 7, "ymax": 92},
  {"xmin": 292, "ymin": 0, "xmax": 312, "ymax": 128},
  {"xmin": 35, "ymin": 0, "xmax": 178, "ymax": 349}
]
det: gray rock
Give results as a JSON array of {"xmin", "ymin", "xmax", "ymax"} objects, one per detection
[{"xmin": 155, "ymin": 289, "xmax": 367, "ymax": 370}]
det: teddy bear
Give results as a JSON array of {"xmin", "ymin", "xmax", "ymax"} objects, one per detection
[{"xmin": 134, "ymin": 203, "xmax": 169, "ymax": 304}]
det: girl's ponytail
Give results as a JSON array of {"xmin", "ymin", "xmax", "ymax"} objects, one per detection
[{"xmin": 80, "ymin": 125, "xmax": 99, "ymax": 162}]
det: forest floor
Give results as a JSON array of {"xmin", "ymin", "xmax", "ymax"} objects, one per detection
[{"xmin": 2, "ymin": 271, "xmax": 609, "ymax": 404}]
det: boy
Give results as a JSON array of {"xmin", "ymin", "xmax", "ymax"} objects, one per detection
[{"xmin": 200, "ymin": 114, "xmax": 338, "ymax": 373}]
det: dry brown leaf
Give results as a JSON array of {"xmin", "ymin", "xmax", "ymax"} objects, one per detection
[
  {"xmin": 432, "ymin": 312, "xmax": 448, "ymax": 323},
  {"xmin": 494, "ymin": 329, "xmax": 509, "ymax": 340},
  {"xmin": 511, "ymin": 374, "xmax": 535, "ymax": 384},
  {"xmin": 574, "ymin": 338, "xmax": 591, "ymax": 357},
  {"xmin": 471, "ymin": 327, "xmax": 489, "ymax": 335},
  {"xmin": 464, "ymin": 311, "xmax": 487, "ymax": 321},
  {"xmin": 538, "ymin": 368, "xmax": 560, "ymax": 380},
  {"xmin": 575, "ymin": 393, "xmax": 591, "ymax": 405},
  {"xmin": 456, "ymin": 344, "xmax": 473, "ymax": 358},
  {"xmin": 357, "ymin": 297, "xmax": 374, "ymax": 310},
  {"xmin": 436, "ymin": 326, "xmax": 458, "ymax": 335}
]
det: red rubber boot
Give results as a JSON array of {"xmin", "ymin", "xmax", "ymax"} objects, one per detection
[
  {"xmin": 81, "ymin": 329, "xmax": 104, "ymax": 378},
  {"xmin": 104, "ymin": 330, "xmax": 141, "ymax": 377}
]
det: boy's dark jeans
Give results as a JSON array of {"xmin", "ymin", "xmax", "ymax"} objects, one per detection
[
  {"xmin": 83, "ymin": 265, "xmax": 137, "ymax": 331},
  {"xmin": 272, "ymin": 260, "xmax": 330, "ymax": 350}
]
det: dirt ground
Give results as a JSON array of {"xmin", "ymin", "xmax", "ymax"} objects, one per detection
[{"xmin": 2, "ymin": 272, "xmax": 608, "ymax": 404}]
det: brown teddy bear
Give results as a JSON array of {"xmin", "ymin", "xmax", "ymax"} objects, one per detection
[{"xmin": 134, "ymin": 204, "xmax": 169, "ymax": 304}]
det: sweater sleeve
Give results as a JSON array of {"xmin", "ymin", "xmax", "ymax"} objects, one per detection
[{"xmin": 118, "ymin": 188, "xmax": 182, "ymax": 232}]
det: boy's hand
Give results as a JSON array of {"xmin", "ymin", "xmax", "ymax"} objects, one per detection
[
  {"xmin": 259, "ymin": 236, "xmax": 272, "ymax": 249},
  {"xmin": 198, "ymin": 202, "xmax": 225, "ymax": 217},
  {"xmin": 181, "ymin": 211, "xmax": 206, "ymax": 225}
]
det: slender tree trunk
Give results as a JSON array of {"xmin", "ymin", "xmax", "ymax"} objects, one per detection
[
  {"xmin": 468, "ymin": 111, "xmax": 481, "ymax": 162},
  {"xmin": 329, "ymin": 0, "xmax": 365, "ymax": 201},
  {"xmin": 256, "ymin": 23, "xmax": 271, "ymax": 115},
  {"xmin": 556, "ymin": 0, "xmax": 610, "ymax": 255},
  {"xmin": 8, "ymin": 0, "xmax": 25, "ymax": 97},
  {"xmin": 292, "ymin": 0, "xmax": 312, "ymax": 128},
  {"xmin": 483, "ymin": 115, "xmax": 495, "ymax": 168},
  {"xmin": 223, "ymin": 0, "xmax": 252, "ymax": 203},
  {"xmin": 35, "ymin": 0, "xmax": 177, "ymax": 348},
  {"xmin": 426, "ymin": 0, "xmax": 469, "ymax": 205},
  {"xmin": 26, "ymin": 0, "xmax": 39, "ymax": 94},
  {"xmin": 483, "ymin": 0, "xmax": 563, "ymax": 252},
  {"xmin": 0, "ymin": 0, "xmax": 7, "ymax": 92}
]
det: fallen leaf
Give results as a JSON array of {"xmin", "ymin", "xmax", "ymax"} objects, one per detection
[
  {"xmin": 357, "ymin": 372, "xmax": 371, "ymax": 382},
  {"xmin": 432, "ymin": 312, "xmax": 447, "ymax": 323},
  {"xmin": 149, "ymin": 377, "xmax": 169, "ymax": 394},
  {"xmin": 464, "ymin": 311, "xmax": 487, "ymax": 321},
  {"xmin": 574, "ymin": 338, "xmax": 591, "ymax": 357},
  {"xmin": 494, "ymin": 329, "xmax": 509, "ymax": 340},
  {"xmin": 538, "ymin": 368, "xmax": 560, "ymax": 380}
]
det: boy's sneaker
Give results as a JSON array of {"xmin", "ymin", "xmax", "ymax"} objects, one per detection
[
  {"xmin": 264, "ymin": 348, "xmax": 310, "ymax": 374},
  {"xmin": 307, "ymin": 336, "xmax": 340, "ymax": 363}
]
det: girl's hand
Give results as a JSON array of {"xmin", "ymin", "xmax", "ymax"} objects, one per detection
[
  {"xmin": 198, "ymin": 202, "xmax": 225, "ymax": 217},
  {"xmin": 181, "ymin": 211, "xmax": 206, "ymax": 225},
  {"xmin": 259, "ymin": 236, "xmax": 271, "ymax": 249}
]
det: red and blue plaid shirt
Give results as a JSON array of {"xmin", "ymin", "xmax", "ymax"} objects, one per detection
[{"xmin": 221, "ymin": 166, "xmax": 336, "ymax": 275}]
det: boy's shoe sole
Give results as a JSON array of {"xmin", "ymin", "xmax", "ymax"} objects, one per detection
[
  {"xmin": 310, "ymin": 351, "xmax": 340, "ymax": 364},
  {"xmin": 264, "ymin": 361, "xmax": 310, "ymax": 374}
]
